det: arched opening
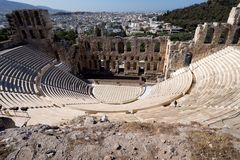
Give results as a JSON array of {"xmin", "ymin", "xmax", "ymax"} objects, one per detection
[
  {"xmin": 94, "ymin": 60, "xmax": 98, "ymax": 69},
  {"xmin": 118, "ymin": 62, "xmax": 125, "ymax": 74},
  {"xmin": 34, "ymin": 11, "xmax": 41, "ymax": 25},
  {"xmin": 184, "ymin": 52, "xmax": 193, "ymax": 66},
  {"xmin": 204, "ymin": 28, "xmax": 215, "ymax": 44},
  {"xmin": 232, "ymin": 28, "xmax": 240, "ymax": 44},
  {"xmin": 111, "ymin": 61, "xmax": 116, "ymax": 69},
  {"xmin": 153, "ymin": 63, "xmax": 157, "ymax": 71},
  {"xmin": 97, "ymin": 42, "xmax": 103, "ymax": 51},
  {"xmin": 85, "ymin": 41, "xmax": 91, "ymax": 52},
  {"xmin": 154, "ymin": 42, "xmax": 160, "ymax": 52},
  {"xmin": 126, "ymin": 62, "xmax": 130, "ymax": 70},
  {"xmin": 106, "ymin": 60, "xmax": 110, "ymax": 69},
  {"xmin": 133, "ymin": 62, "xmax": 137, "ymax": 70},
  {"xmin": 218, "ymin": 28, "xmax": 229, "ymax": 44},
  {"xmin": 15, "ymin": 11, "xmax": 23, "ymax": 26},
  {"xmin": 54, "ymin": 51, "xmax": 60, "ymax": 61},
  {"xmin": 21, "ymin": 30, "xmax": 27, "ymax": 39},
  {"xmin": 78, "ymin": 62, "xmax": 81, "ymax": 73},
  {"xmin": 147, "ymin": 63, "xmax": 151, "ymax": 70},
  {"xmin": 89, "ymin": 60, "xmax": 92, "ymax": 69},
  {"xmin": 39, "ymin": 30, "xmax": 45, "ymax": 39},
  {"xmin": 126, "ymin": 41, "xmax": 131, "ymax": 52},
  {"xmin": 23, "ymin": 11, "xmax": 31, "ymax": 25},
  {"xmin": 151, "ymin": 57, "xmax": 153, "ymax": 61},
  {"xmin": 140, "ymin": 42, "xmax": 145, "ymax": 52},
  {"xmin": 138, "ymin": 63, "xmax": 145, "ymax": 75},
  {"xmin": 29, "ymin": 30, "xmax": 36, "ymax": 39},
  {"xmin": 145, "ymin": 56, "xmax": 148, "ymax": 61},
  {"xmin": 118, "ymin": 42, "xmax": 124, "ymax": 54},
  {"xmin": 99, "ymin": 60, "xmax": 104, "ymax": 72},
  {"xmin": 111, "ymin": 42, "xmax": 116, "ymax": 51}
]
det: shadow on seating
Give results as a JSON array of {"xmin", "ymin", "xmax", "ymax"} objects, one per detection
[{"xmin": 0, "ymin": 117, "xmax": 17, "ymax": 131}]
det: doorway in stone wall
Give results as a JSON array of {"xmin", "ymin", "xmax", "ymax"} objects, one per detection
[
  {"xmin": 138, "ymin": 61, "xmax": 145, "ymax": 75},
  {"xmin": 118, "ymin": 62, "xmax": 125, "ymax": 74},
  {"xmin": 138, "ymin": 67, "xmax": 145, "ymax": 75}
]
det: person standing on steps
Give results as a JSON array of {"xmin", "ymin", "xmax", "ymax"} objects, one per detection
[{"xmin": 174, "ymin": 100, "xmax": 178, "ymax": 108}]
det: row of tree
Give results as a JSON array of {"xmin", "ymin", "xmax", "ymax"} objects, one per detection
[
  {"xmin": 0, "ymin": 28, "xmax": 10, "ymax": 42},
  {"xmin": 159, "ymin": 0, "xmax": 240, "ymax": 32}
]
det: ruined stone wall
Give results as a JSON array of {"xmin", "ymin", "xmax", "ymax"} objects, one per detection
[
  {"xmin": 5, "ymin": 4, "xmax": 240, "ymax": 78},
  {"xmin": 6, "ymin": 10, "xmax": 54, "ymax": 55},
  {"xmin": 69, "ymin": 36, "xmax": 169, "ymax": 76},
  {"xmin": 168, "ymin": 5, "xmax": 240, "ymax": 72}
]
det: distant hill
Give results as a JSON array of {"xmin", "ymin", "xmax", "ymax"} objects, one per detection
[
  {"xmin": 159, "ymin": 0, "xmax": 240, "ymax": 31},
  {"xmin": 0, "ymin": 0, "xmax": 64, "ymax": 15}
]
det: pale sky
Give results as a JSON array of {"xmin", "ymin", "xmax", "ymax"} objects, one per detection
[{"xmin": 10, "ymin": 0, "xmax": 207, "ymax": 12}]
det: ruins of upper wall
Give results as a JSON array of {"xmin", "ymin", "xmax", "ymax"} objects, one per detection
[
  {"xmin": 168, "ymin": 3, "xmax": 240, "ymax": 72},
  {"xmin": 68, "ymin": 36, "xmax": 169, "ymax": 77},
  {"xmin": 4, "ymin": 3, "xmax": 240, "ymax": 78},
  {"xmin": 6, "ymin": 9, "xmax": 54, "ymax": 54}
]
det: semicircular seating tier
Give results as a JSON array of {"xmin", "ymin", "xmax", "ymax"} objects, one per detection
[
  {"xmin": 132, "ymin": 46, "xmax": 240, "ymax": 127},
  {"xmin": 178, "ymin": 46, "xmax": 240, "ymax": 109},
  {"xmin": 40, "ymin": 65, "xmax": 99, "ymax": 106},
  {"xmin": 0, "ymin": 46, "xmax": 55, "ymax": 108},
  {"xmin": 93, "ymin": 85, "xmax": 144, "ymax": 104},
  {"xmin": 0, "ymin": 46, "xmax": 97, "ymax": 109},
  {"xmin": 69, "ymin": 69, "xmax": 193, "ymax": 112}
]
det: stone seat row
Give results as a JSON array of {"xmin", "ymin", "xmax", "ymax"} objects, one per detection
[
  {"xmin": 149, "ymin": 70, "xmax": 192, "ymax": 98},
  {"xmin": 0, "ymin": 75, "xmax": 36, "ymax": 94},
  {"xmin": 179, "ymin": 46, "xmax": 240, "ymax": 109},
  {"xmin": 1, "ymin": 48, "xmax": 53, "ymax": 71},
  {"xmin": 0, "ymin": 46, "xmax": 56, "ymax": 108},
  {"xmin": 40, "ymin": 65, "xmax": 97, "ymax": 106},
  {"xmin": 41, "ymin": 66, "xmax": 90, "ymax": 94},
  {"xmin": 93, "ymin": 85, "xmax": 143, "ymax": 104},
  {"xmin": 0, "ymin": 91, "xmax": 53, "ymax": 108},
  {"xmin": 72, "ymin": 69, "xmax": 193, "ymax": 112},
  {"xmin": 0, "ymin": 56, "xmax": 37, "ymax": 82},
  {"xmin": 55, "ymin": 63, "xmax": 72, "ymax": 72},
  {"xmin": 2, "ymin": 46, "xmax": 53, "ymax": 63}
]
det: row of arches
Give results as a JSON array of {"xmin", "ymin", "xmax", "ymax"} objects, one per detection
[
  {"xmin": 15, "ymin": 11, "xmax": 42, "ymax": 26},
  {"xmin": 84, "ymin": 60, "xmax": 158, "ymax": 71},
  {"xmin": 83, "ymin": 41, "xmax": 161, "ymax": 53},
  {"xmin": 204, "ymin": 27, "xmax": 240, "ymax": 44},
  {"xmin": 124, "ymin": 62, "xmax": 158, "ymax": 71},
  {"xmin": 21, "ymin": 29, "xmax": 45, "ymax": 39},
  {"xmin": 80, "ymin": 54, "xmax": 162, "ymax": 62}
]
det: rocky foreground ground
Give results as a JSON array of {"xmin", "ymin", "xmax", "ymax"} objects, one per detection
[{"xmin": 0, "ymin": 116, "xmax": 240, "ymax": 160}]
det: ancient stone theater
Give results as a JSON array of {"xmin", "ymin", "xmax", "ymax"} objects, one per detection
[{"xmin": 1, "ymin": 4, "xmax": 240, "ymax": 129}]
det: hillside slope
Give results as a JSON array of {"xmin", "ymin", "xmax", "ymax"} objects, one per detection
[
  {"xmin": 0, "ymin": 0, "xmax": 63, "ymax": 14},
  {"xmin": 160, "ymin": 0, "xmax": 240, "ymax": 31},
  {"xmin": 0, "ymin": 116, "xmax": 239, "ymax": 159}
]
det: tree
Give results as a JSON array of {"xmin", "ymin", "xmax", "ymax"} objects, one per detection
[
  {"xmin": 54, "ymin": 29, "xmax": 78, "ymax": 45},
  {"xmin": 0, "ymin": 28, "xmax": 10, "ymax": 42}
]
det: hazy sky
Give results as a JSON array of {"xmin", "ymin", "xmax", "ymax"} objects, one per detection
[{"xmin": 10, "ymin": 0, "xmax": 207, "ymax": 12}]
